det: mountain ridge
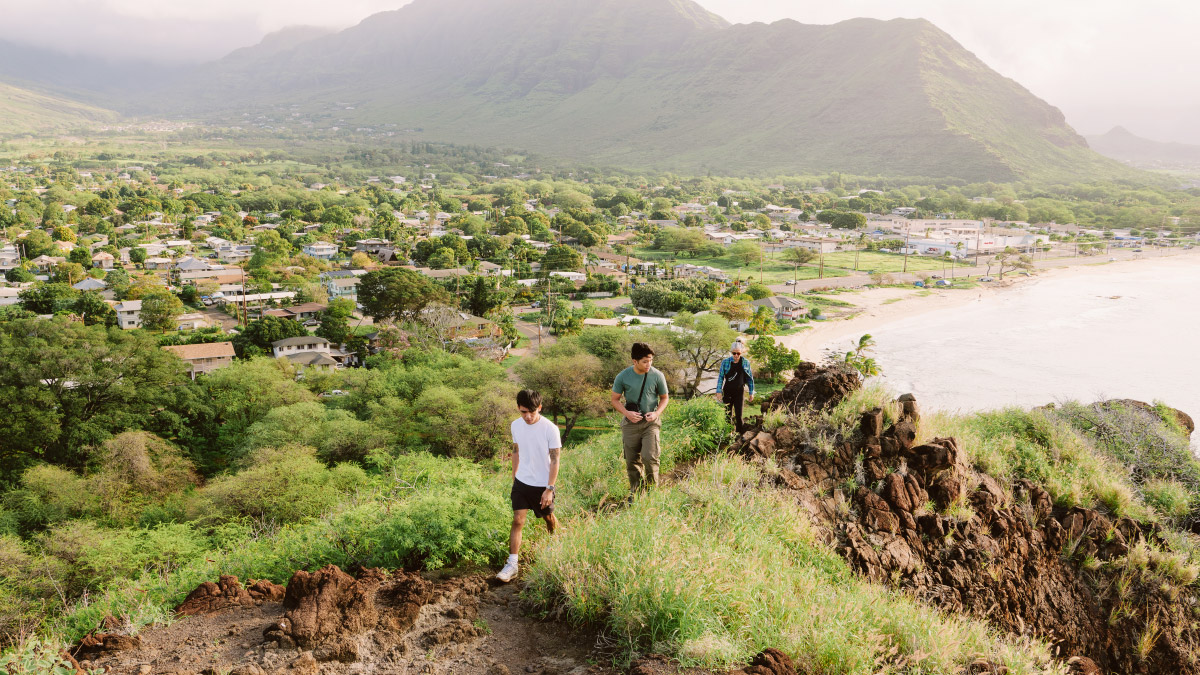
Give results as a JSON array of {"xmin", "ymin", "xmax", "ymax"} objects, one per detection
[{"xmin": 0, "ymin": 0, "xmax": 1135, "ymax": 181}]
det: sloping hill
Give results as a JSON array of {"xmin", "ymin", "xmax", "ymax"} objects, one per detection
[
  {"xmin": 2, "ymin": 0, "xmax": 1132, "ymax": 181},
  {"xmin": 1087, "ymin": 126, "xmax": 1200, "ymax": 169},
  {"xmin": 0, "ymin": 81, "xmax": 117, "ymax": 134}
]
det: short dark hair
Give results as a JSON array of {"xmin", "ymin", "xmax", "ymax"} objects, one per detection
[
  {"xmin": 516, "ymin": 389, "xmax": 542, "ymax": 410},
  {"xmin": 631, "ymin": 342, "xmax": 655, "ymax": 361}
]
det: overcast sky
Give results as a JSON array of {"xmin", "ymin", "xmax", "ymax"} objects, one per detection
[{"xmin": 1, "ymin": 0, "xmax": 1196, "ymax": 143}]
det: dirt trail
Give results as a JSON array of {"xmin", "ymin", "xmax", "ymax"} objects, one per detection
[{"xmin": 76, "ymin": 571, "xmax": 618, "ymax": 675}]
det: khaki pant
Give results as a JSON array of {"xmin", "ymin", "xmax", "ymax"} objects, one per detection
[{"xmin": 621, "ymin": 417, "xmax": 662, "ymax": 491}]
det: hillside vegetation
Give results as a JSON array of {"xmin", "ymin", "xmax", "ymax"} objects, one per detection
[
  {"xmin": 92, "ymin": 0, "xmax": 1133, "ymax": 181},
  {"xmin": 0, "ymin": 82, "xmax": 116, "ymax": 135}
]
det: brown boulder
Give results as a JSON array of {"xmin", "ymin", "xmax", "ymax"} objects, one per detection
[
  {"xmin": 71, "ymin": 633, "xmax": 141, "ymax": 660},
  {"xmin": 859, "ymin": 408, "xmax": 884, "ymax": 438},
  {"xmin": 248, "ymin": 579, "xmax": 286, "ymax": 602},
  {"xmin": 742, "ymin": 648, "xmax": 796, "ymax": 675},
  {"xmin": 763, "ymin": 362, "xmax": 860, "ymax": 413},
  {"xmin": 897, "ymin": 393, "xmax": 920, "ymax": 421},
  {"xmin": 1067, "ymin": 656, "xmax": 1102, "ymax": 674},
  {"xmin": 282, "ymin": 565, "xmax": 386, "ymax": 648},
  {"xmin": 175, "ymin": 575, "xmax": 255, "ymax": 616},
  {"xmin": 882, "ymin": 473, "xmax": 913, "ymax": 513}
]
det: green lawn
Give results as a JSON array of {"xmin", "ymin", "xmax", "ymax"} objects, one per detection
[
  {"xmin": 633, "ymin": 247, "xmax": 850, "ymax": 285},
  {"xmin": 632, "ymin": 247, "xmax": 972, "ymax": 284},
  {"xmin": 822, "ymin": 250, "xmax": 974, "ymax": 274}
]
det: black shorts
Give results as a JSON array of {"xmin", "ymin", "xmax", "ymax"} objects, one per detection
[{"xmin": 511, "ymin": 478, "xmax": 554, "ymax": 517}]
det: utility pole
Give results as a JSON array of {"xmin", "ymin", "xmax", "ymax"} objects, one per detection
[{"xmin": 902, "ymin": 224, "xmax": 911, "ymax": 274}]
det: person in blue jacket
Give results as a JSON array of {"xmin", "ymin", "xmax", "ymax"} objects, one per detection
[{"xmin": 714, "ymin": 339, "xmax": 755, "ymax": 433}]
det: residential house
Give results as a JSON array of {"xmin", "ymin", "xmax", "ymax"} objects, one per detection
[
  {"xmin": 91, "ymin": 251, "xmax": 115, "ymax": 269},
  {"xmin": 327, "ymin": 276, "xmax": 360, "ymax": 302},
  {"xmin": 272, "ymin": 336, "xmax": 332, "ymax": 359},
  {"xmin": 476, "ymin": 260, "xmax": 504, "ymax": 276},
  {"xmin": 440, "ymin": 312, "xmax": 503, "ymax": 341},
  {"xmin": 217, "ymin": 246, "xmax": 253, "ymax": 264},
  {"xmin": 263, "ymin": 302, "xmax": 327, "ymax": 324},
  {"xmin": 174, "ymin": 313, "xmax": 211, "ymax": 330},
  {"xmin": 72, "ymin": 277, "xmax": 107, "ymax": 292},
  {"xmin": 175, "ymin": 256, "xmax": 216, "ymax": 272},
  {"xmin": 0, "ymin": 287, "xmax": 20, "ymax": 307},
  {"xmin": 161, "ymin": 341, "xmax": 236, "ymax": 379},
  {"xmin": 113, "ymin": 300, "xmax": 142, "ymax": 329},
  {"xmin": 750, "ymin": 296, "xmax": 807, "ymax": 321},
  {"xmin": 0, "ymin": 247, "xmax": 19, "ymax": 273},
  {"xmin": 302, "ymin": 242, "xmax": 338, "ymax": 260},
  {"xmin": 673, "ymin": 263, "xmax": 729, "ymax": 282},
  {"xmin": 144, "ymin": 257, "xmax": 173, "ymax": 270},
  {"xmin": 549, "ymin": 271, "xmax": 586, "ymax": 283},
  {"xmin": 355, "ymin": 238, "xmax": 392, "ymax": 255},
  {"xmin": 29, "ymin": 255, "xmax": 65, "ymax": 273},
  {"xmin": 271, "ymin": 336, "xmax": 342, "ymax": 369}
]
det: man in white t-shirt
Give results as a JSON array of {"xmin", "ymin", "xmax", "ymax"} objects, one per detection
[{"xmin": 497, "ymin": 389, "xmax": 562, "ymax": 582}]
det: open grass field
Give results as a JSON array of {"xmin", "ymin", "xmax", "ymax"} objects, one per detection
[{"xmin": 633, "ymin": 247, "xmax": 975, "ymax": 285}]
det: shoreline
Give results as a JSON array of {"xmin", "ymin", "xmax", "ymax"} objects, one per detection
[{"xmin": 776, "ymin": 250, "xmax": 1200, "ymax": 362}]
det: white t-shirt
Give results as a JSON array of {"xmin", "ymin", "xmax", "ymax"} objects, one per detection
[{"xmin": 511, "ymin": 416, "xmax": 562, "ymax": 487}]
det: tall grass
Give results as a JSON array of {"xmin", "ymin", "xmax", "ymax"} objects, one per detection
[
  {"xmin": 525, "ymin": 455, "xmax": 1062, "ymax": 674},
  {"xmin": 920, "ymin": 408, "xmax": 1154, "ymax": 521},
  {"xmin": 34, "ymin": 399, "xmax": 730, "ymax": 645}
]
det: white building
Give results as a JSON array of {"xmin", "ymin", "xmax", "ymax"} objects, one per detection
[{"xmin": 302, "ymin": 242, "xmax": 338, "ymax": 260}]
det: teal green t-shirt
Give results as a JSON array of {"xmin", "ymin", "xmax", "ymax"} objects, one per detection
[{"xmin": 612, "ymin": 366, "xmax": 669, "ymax": 413}]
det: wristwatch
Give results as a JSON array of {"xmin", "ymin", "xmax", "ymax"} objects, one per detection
[{"xmin": 546, "ymin": 485, "xmax": 555, "ymax": 491}]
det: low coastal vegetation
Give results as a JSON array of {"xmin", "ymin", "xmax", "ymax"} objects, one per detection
[{"xmin": 6, "ymin": 349, "xmax": 1198, "ymax": 673}]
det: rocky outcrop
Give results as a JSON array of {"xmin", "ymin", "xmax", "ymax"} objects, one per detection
[
  {"xmin": 737, "ymin": 365, "xmax": 1200, "ymax": 675},
  {"xmin": 176, "ymin": 575, "xmax": 285, "ymax": 616},
  {"xmin": 1099, "ymin": 399, "xmax": 1194, "ymax": 437},
  {"xmin": 762, "ymin": 361, "xmax": 859, "ymax": 413}
]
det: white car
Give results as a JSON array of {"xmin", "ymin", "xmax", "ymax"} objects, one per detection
[{"xmin": 784, "ymin": 280, "xmax": 797, "ymax": 285}]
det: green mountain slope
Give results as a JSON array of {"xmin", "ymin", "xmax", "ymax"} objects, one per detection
[
  {"xmin": 132, "ymin": 0, "xmax": 1131, "ymax": 180},
  {"xmin": 1086, "ymin": 126, "xmax": 1200, "ymax": 169},
  {"xmin": 0, "ymin": 81, "xmax": 117, "ymax": 134}
]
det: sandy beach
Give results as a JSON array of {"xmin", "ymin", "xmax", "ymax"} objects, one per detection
[{"xmin": 778, "ymin": 250, "xmax": 1200, "ymax": 363}]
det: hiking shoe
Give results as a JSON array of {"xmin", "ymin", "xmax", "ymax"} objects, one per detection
[{"xmin": 496, "ymin": 561, "xmax": 519, "ymax": 582}]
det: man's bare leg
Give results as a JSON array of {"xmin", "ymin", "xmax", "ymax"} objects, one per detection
[
  {"xmin": 509, "ymin": 509, "xmax": 528, "ymax": 554},
  {"xmin": 544, "ymin": 513, "xmax": 558, "ymax": 535}
]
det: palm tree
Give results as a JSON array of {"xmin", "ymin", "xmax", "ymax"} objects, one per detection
[{"xmin": 854, "ymin": 232, "xmax": 869, "ymax": 271}]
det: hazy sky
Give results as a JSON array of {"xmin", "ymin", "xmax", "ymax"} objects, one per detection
[{"xmin": 1, "ymin": 0, "xmax": 1196, "ymax": 143}]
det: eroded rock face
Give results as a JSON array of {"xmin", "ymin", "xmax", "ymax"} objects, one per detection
[
  {"xmin": 741, "ymin": 648, "xmax": 797, "ymax": 675},
  {"xmin": 71, "ymin": 633, "xmax": 141, "ymax": 660},
  {"xmin": 736, "ymin": 372, "xmax": 1200, "ymax": 674},
  {"xmin": 762, "ymin": 361, "xmax": 860, "ymax": 413},
  {"xmin": 176, "ymin": 575, "xmax": 285, "ymax": 617}
]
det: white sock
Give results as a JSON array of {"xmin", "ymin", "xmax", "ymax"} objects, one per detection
[{"xmin": 507, "ymin": 554, "xmax": 518, "ymax": 565}]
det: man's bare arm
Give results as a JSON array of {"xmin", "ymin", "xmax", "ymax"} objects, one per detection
[{"xmin": 511, "ymin": 443, "xmax": 519, "ymax": 477}]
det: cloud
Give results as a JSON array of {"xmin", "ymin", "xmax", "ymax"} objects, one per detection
[{"xmin": 0, "ymin": 0, "xmax": 412, "ymax": 63}]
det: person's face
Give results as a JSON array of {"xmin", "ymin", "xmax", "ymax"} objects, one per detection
[
  {"xmin": 633, "ymin": 354, "xmax": 653, "ymax": 372},
  {"xmin": 518, "ymin": 405, "xmax": 541, "ymax": 424},
  {"xmin": 731, "ymin": 348, "xmax": 743, "ymax": 361}
]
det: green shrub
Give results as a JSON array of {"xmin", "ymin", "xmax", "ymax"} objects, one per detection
[
  {"xmin": 670, "ymin": 397, "xmax": 733, "ymax": 462},
  {"xmin": 0, "ymin": 636, "xmax": 91, "ymax": 674},
  {"xmin": 360, "ymin": 485, "xmax": 509, "ymax": 570},
  {"xmin": 190, "ymin": 445, "xmax": 370, "ymax": 525},
  {"xmin": 37, "ymin": 522, "xmax": 208, "ymax": 597}
]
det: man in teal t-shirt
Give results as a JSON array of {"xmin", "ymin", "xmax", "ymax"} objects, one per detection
[{"xmin": 610, "ymin": 341, "xmax": 670, "ymax": 491}]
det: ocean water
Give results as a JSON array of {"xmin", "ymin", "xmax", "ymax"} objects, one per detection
[{"xmin": 863, "ymin": 259, "xmax": 1200, "ymax": 423}]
